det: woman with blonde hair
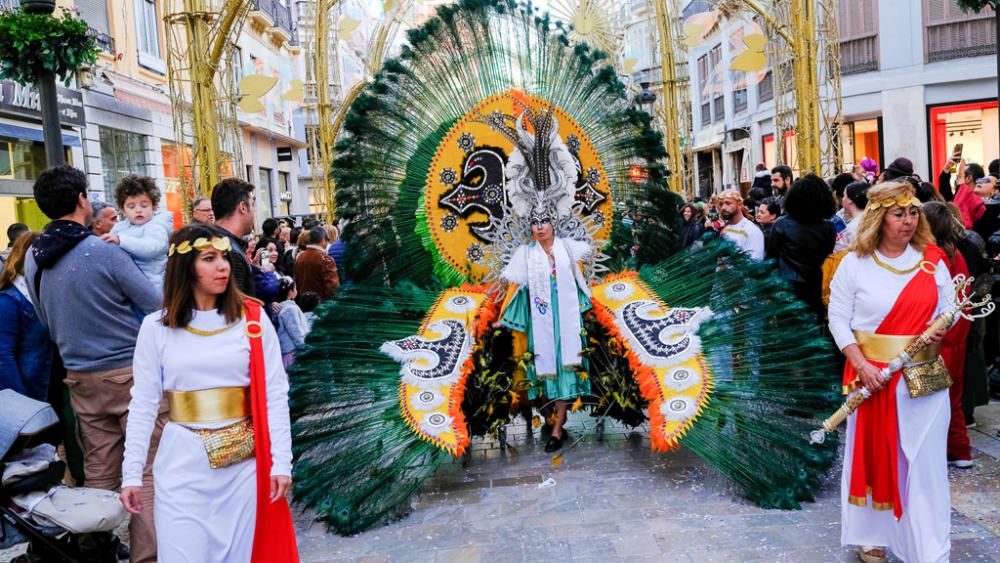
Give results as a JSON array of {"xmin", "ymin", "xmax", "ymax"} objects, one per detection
[
  {"xmin": 829, "ymin": 181, "xmax": 954, "ymax": 562},
  {"xmin": 120, "ymin": 224, "xmax": 298, "ymax": 562},
  {"xmin": 0, "ymin": 231, "xmax": 52, "ymax": 400}
]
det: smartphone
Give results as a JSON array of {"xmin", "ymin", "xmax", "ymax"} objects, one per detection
[
  {"xmin": 951, "ymin": 143, "xmax": 964, "ymax": 162},
  {"xmin": 260, "ymin": 250, "xmax": 270, "ymax": 263}
]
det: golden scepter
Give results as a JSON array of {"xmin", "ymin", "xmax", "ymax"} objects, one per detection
[{"xmin": 809, "ymin": 275, "xmax": 995, "ymax": 445}]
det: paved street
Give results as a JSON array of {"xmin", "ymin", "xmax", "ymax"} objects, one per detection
[
  {"xmin": 4, "ymin": 404, "xmax": 998, "ymax": 562},
  {"xmin": 295, "ymin": 402, "xmax": 1000, "ymax": 563}
]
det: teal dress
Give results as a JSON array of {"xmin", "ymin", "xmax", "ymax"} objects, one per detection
[{"xmin": 500, "ymin": 273, "xmax": 592, "ymax": 401}]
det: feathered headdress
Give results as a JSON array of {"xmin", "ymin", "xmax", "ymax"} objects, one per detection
[{"xmin": 473, "ymin": 103, "xmax": 577, "ymax": 222}]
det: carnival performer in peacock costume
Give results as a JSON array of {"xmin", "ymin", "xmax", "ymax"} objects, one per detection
[{"xmin": 289, "ymin": 0, "xmax": 841, "ymax": 535}]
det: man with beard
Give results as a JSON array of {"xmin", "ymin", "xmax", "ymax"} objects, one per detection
[
  {"xmin": 718, "ymin": 189, "xmax": 764, "ymax": 260},
  {"xmin": 771, "ymin": 165, "xmax": 793, "ymax": 207}
]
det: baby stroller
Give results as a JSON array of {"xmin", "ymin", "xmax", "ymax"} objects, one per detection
[{"xmin": 0, "ymin": 390, "xmax": 125, "ymax": 562}]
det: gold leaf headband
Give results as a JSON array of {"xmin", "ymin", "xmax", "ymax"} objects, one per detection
[
  {"xmin": 168, "ymin": 236, "xmax": 232, "ymax": 257},
  {"xmin": 867, "ymin": 195, "xmax": 922, "ymax": 210}
]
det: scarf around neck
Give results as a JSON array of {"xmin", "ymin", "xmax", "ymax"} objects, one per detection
[
  {"xmin": 527, "ymin": 238, "xmax": 584, "ymax": 377},
  {"xmin": 32, "ymin": 220, "xmax": 91, "ymax": 270}
]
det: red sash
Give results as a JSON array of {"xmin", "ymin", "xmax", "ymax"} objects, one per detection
[
  {"xmin": 841, "ymin": 245, "xmax": 944, "ymax": 519},
  {"xmin": 246, "ymin": 300, "xmax": 300, "ymax": 563},
  {"xmin": 940, "ymin": 251, "xmax": 970, "ymax": 370}
]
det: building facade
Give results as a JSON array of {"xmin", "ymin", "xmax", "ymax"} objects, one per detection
[
  {"xmin": 238, "ymin": 0, "xmax": 308, "ymax": 223},
  {"xmin": 679, "ymin": 0, "xmax": 998, "ymax": 199},
  {"xmin": 0, "ymin": 0, "xmax": 306, "ymax": 247},
  {"xmin": 0, "ymin": 0, "xmax": 89, "ymax": 242},
  {"xmin": 291, "ymin": 0, "xmax": 374, "ymax": 217}
]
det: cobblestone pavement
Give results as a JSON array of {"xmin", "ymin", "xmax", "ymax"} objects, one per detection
[
  {"xmin": 3, "ymin": 404, "xmax": 998, "ymax": 562},
  {"xmin": 294, "ymin": 401, "xmax": 1000, "ymax": 563}
]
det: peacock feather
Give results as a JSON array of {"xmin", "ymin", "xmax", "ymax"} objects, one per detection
[{"xmin": 291, "ymin": 0, "xmax": 838, "ymax": 536}]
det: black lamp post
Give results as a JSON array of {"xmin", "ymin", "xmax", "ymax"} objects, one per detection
[
  {"xmin": 22, "ymin": 0, "xmax": 65, "ymax": 167},
  {"xmin": 636, "ymin": 81, "xmax": 657, "ymax": 115}
]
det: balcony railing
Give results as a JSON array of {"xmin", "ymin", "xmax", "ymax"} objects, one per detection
[
  {"xmin": 927, "ymin": 18, "xmax": 996, "ymax": 63},
  {"xmin": 840, "ymin": 35, "xmax": 879, "ymax": 75},
  {"xmin": 89, "ymin": 28, "xmax": 115, "ymax": 55},
  {"xmin": 251, "ymin": 0, "xmax": 294, "ymax": 37}
]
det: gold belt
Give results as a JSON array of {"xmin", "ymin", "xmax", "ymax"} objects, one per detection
[
  {"xmin": 854, "ymin": 331, "xmax": 941, "ymax": 364},
  {"xmin": 166, "ymin": 387, "xmax": 250, "ymax": 423}
]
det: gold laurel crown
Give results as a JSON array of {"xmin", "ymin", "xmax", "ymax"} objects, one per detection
[
  {"xmin": 168, "ymin": 236, "xmax": 232, "ymax": 257},
  {"xmin": 868, "ymin": 195, "xmax": 922, "ymax": 209}
]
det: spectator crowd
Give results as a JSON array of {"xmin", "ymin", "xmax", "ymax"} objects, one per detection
[
  {"xmin": 0, "ymin": 166, "xmax": 344, "ymax": 562},
  {"xmin": 677, "ymin": 156, "xmax": 1000, "ymax": 468},
  {"xmin": 2, "ymin": 154, "xmax": 1000, "ymax": 560}
]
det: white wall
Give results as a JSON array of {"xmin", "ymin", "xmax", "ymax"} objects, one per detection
[{"xmin": 880, "ymin": 85, "xmax": 929, "ymax": 176}]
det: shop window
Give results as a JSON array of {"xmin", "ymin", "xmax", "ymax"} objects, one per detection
[
  {"xmin": 100, "ymin": 127, "xmax": 148, "ymax": 195},
  {"xmin": 161, "ymin": 141, "xmax": 192, "ymax": 229},
  {"xmin": 0, "ymin": 138, "xmax": 57, "ymax": 181},
  {"xmin": 0, "ymin": 143, "xmax": 10, "ymax": 178},
  {"xmin": 278, "ymin": 171, "xmax": 290, "ymax": 216},
  {"xmin": 309, "ymin": 186, "xmax": 326, "ymax": 215},
  {"xmin": 258, "ymin": 167, "xmax": 273, "ymax": 219},
  {"xmin": 848, "ymin": 118, "xmax": 882, "ymax": 169},
  {"xmin": 930, "ymin": 101, "xmax": 999, "ymax": 173},
  {"xmin": 762, "ymin": 134, "xmax": 776, "ymax": 171}
]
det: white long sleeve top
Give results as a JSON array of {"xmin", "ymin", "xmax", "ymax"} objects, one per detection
[
  {"xmin": 828, "ymin": 245, "xmax": 954, "ymax": 352},
  {"xmin": 122, "ymin": 308, "xmax": 293, "ymax": 487},
  {"xmin": 721, "ymin": 216, "xmax": 765, "ymax": 260}
]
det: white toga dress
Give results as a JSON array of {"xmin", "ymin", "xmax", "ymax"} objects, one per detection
[
  {"xmin": 122, "ymin": 308, "xmax": 293, "ymax": 563},
  {"xmin": 828, "ymin": 246, "xmax": 954, "ymax": 563}
]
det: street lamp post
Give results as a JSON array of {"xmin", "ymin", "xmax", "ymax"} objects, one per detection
[
  {"xmin": 22, "ymin": 0, "xmax": 64, "ymax": 167},
  {"xmin": 636, "ymin": 81, "xmax": 657, "ymax": 115}
]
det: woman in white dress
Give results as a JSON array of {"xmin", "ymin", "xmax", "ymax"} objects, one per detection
[
  {"xmin": 120, "ymin": 224, "xmax": 298, "ymax": 562},
  {"xmin": 828, "ymin": 182, "xmax": 953, "ymax": 563}
]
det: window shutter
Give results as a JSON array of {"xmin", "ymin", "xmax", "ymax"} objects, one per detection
[
  {"xmin": 861, "ymin": 0, "xmax": 877, "ymax": 36},
  {"xmin": 838, "ymin": 1, "xmax": 850, "ymax": 40},
  {"xmin": 77, "ymin": 0, "xmax": 110, "ymax": 35},
  {"xmin": 926, "ymin": 0, "xmax": 946, "ymax": 24}
]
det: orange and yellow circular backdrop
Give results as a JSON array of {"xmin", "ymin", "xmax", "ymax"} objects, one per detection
[{"xmin": 424, "ymin": 90, "xmax": 613, "ymax": 282}]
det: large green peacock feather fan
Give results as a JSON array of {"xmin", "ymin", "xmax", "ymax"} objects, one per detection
[
  {"xmin": 290, "ymin": 284, "xmax": 450, "ymax": 534},
  {"xmin": 638, "ymin": 240, "xmax": 840, "ymax": 509},
  {"xmin": 332, "ymin": 0, "xmax": 679, "ymax": 286},
  {"xmin": 291, "ymin": 0, "xmax": 839, "ymax": 536}
]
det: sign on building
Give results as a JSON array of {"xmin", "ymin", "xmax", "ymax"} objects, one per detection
[{"xmin": 0, "ymin": 80, "xmax": 87, "ymax": 128}]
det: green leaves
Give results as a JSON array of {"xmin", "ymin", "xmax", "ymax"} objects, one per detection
[
  {"xmin": 0, "ymin": 7, "xmax": 98, "ymax": 85},
  {"xmin": 955, "ymin": 0, "xmax": 1000, "ymax": 12}
]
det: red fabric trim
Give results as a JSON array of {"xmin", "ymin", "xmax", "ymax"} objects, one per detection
[
  {"xmin": 246, "ymin": 300, "xmax": 300, "ymax": 563},
  {"xmin": 941, "ymin": 252, "xmax": 971, "ymax": 460},
  {"xmin": 846, "ymin": 245, "xmax": 944, "ymax": 520}
]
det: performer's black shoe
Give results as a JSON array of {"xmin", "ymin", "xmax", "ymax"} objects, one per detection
[{"xmin": 544, "ymin": 435, "xmax": 563, "ymax": 453}]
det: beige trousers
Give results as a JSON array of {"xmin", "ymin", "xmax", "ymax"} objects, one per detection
[{"xmin": 65, "ymin": 366, "xmax": 168, "ymax": 563}]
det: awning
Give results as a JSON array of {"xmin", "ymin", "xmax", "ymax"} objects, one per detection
[{"xmin": 0, "ymin": 123, "xmax": 81, "ymax": 147}]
